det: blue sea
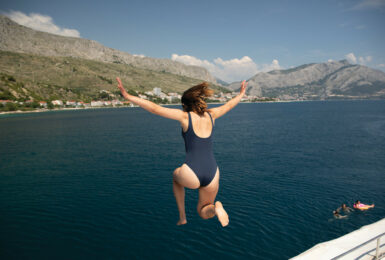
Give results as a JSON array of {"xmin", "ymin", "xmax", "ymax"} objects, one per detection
[{"xmin": 1, "ymin": 101, "xmax": 384, "ymax": 259}]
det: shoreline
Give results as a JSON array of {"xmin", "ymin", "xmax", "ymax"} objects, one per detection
[
  {"xmin": 0, "ymin": 106, "xmax": 124, "ymax": 116},
  {"xmin": 1, "ymin": 99, "xmax": 383, "ymax": 117},
  {"xmin": 0, "ymin": 101, "xmax": 281, "ymax": 116}
]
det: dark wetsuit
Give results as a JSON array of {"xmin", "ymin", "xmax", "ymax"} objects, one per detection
[{"xmin": 182, "ymin": 112, "xmax": 218, "ymax": 187}]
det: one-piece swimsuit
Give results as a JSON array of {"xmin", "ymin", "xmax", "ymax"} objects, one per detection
[{"xmin": 182, "ymin": 112, "xmax": 218, "ymax": 187}]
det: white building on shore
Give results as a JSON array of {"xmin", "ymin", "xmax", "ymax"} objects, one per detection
[
  {"xmin": 111, "ymin": 100, "xmax": 122, "ymax": 106},
  {"xmin": 0, "ymin": 100, "xmax": 13, "ymax": 105},
  {"xmin": 39, "ymin": 101, "xmax": 47, "ymax": 108},
  {"xmin": 91, "ymin": 101, "xmax": 104, "ymax": 107},
  {"xmin": 76, "ymin": 101, "xmax": 85, "ymax": 107},
  {"xmin": 153, "ymin": 87, "xmax": 162, "ymax": 96},
  {"xmin": 66, "ymin": 100, "xmax": 76, "ymax": 106},
  {"xmin": 51, "ymin": 100, "xmax": 63, "ymax": 106}
]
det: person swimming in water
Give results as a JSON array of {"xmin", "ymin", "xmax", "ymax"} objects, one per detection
[
  {"xmin": 333, "ymin": 210, "xmax": 347, "ymax": 219},
  {"xmin": 353, "ymin": 200, "xmax": 375, "ymax": 210},
  {"xmin": 117, "ymin": 77, "xmax": 248, "ymax": 227},
  {"xmin": 336, "ymin": 203, "xmax": 353, "ymax": 213}
]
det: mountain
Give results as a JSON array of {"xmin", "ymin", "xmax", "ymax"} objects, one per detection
[
  {"xmin": 215, "ymin": 78, "xmax": 229, "ymax": 86},
  {"xmin": 0, "ymin": 51, "xmax": 229, "ymax": 102},
  {"xmin": 228, "ymin": 60, "xmax": 385, "ymax": 100},
  {"xmin": 0, "ymin": 15, "xmax": 216, "ymax": 83}
]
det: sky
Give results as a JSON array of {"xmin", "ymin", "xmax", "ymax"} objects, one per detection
[{"xmin": 1, "ymin": 0, "xmax": 385, "ymax": 82}]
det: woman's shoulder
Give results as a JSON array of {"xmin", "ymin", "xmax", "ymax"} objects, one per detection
[
  {"xmin": 206, "ymin": 108, "xmax": 217, "ymax": 118},
  {"xmin": 189, "ymin": 111, "xmax": 212, "ymax": 119},
  {"xmin": 180, "ymin": 111, "xmax": 189, "ymax": 122}
]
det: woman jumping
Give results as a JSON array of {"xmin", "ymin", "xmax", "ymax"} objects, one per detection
[{"xmin": 117, "ymin": 77, "xmax": 247, "ymax": 227}]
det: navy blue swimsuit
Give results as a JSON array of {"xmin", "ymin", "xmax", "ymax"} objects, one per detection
[{"xmin": 182, "ymin": 112, "xmax": 218, "ymax": 187}]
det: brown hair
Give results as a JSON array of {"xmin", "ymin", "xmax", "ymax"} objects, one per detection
[{"xmin": 181, "ymin": 82, "xmax": 214, "ymax": 116}]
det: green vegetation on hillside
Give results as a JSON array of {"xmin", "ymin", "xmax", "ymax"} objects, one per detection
[{"xmin": 0, "ymin": 51, "xmax": 229, "ymax": 103}]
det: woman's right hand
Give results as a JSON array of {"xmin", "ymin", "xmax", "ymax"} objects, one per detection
[
  {"xmin": 116, "ymin": 77, "xmax": 129, "ymax": 99},
  {"xmin": 240, "ymin": 80, "xmax": 248, "ymax": 96}
]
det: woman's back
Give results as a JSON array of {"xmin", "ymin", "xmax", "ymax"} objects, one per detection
[
  {"xmin": 182, "ymin": 111, "xmax": 214, "ymax": 137},
  {"xmin": 182, "ymin": 111, "xmax": 216, "ymax": 187}
]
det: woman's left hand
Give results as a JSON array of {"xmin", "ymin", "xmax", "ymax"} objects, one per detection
[{"xmin": 240, "ymin": 80, "xmax": 248, "ymax": 96}]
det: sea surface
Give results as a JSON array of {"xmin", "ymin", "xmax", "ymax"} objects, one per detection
[{"xmin": 1, "ymin": 101, "xmax": 384, "ymax": 259}]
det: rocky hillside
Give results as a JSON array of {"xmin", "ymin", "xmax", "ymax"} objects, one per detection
[
  {"xmin": 0, "ymin": 15, "xmax": 216, "ymax": 83},
  {"xmin": 0, "ymin": 51, "xmax": 228, "ymax": 102},
  {"xmin": 228, "ymin": 60, "xmax": 385, "ymax": 100}
]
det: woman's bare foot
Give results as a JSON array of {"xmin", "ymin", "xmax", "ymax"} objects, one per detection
[
  {"xmin": 177, "ymin": 219, "xmax": 187, "ymax": 225},
  {"xmin": 215, "ymin": 201, "xmax": 229, "ymax": 227}
]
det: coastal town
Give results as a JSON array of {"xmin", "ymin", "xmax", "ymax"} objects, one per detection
[{"xmin": 0, "ymin": 87, "xmax": 279, "ymax": 113}]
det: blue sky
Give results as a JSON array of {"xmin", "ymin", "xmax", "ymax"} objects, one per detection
[{"xmin": 1, "ymin": 0, "xmax": 385, "ymax": 82}]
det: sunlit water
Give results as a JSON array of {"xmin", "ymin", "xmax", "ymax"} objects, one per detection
[{"xmin": 1, "ymin": 101, "xmax": 384, "ymax": 259}]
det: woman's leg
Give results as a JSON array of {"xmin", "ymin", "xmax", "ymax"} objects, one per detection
[
  {"xmin": 197, "ymin": 168, "xmax": 219, "ymax": 219},
  {"xmin": 172, "ymin": 178, "xmax": 186, "ymax": 225},
  {"xmin": 197, "ymin": 168, "xmax": 229, "ymax": 227},
  {"xmin": 173, "ymin": 165, "xmax": 200, "ymax": 225}
]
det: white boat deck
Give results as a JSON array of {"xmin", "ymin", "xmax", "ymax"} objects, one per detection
[{"xmin": 291, "ymin": 218, "xmax": 385, "ymax": 260}]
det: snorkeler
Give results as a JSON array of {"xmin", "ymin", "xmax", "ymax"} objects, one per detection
[
  {"xmin": 117, "ymin": 77, "xmax": 248, "ymax": 227},
  {"xmin": 353, "ymin": 200, "xmax": 375, "ymax": 210}
]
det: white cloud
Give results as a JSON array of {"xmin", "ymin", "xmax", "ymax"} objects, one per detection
[
  {"xmin": 263, "ymin": 59, "xmax": 281, "ymax": 71},
  {"xmin": 171, "ymin": 54, "xmax": 214, "ymax": 69},
  {"xmin": 171, "ymin": 54, "xmax": 281, "ymax": 82},
  {"xmin": 212, "ymin": 56, "xmax": 259, "ymax": 82},
  {"xmin": 359, "ymin": 56, "xmax": 372, "ymax": 64},
  {"xmin": 378, "ymin": 64, "xmax": 385, "ymax": 67},
  {"xmin": 345, "ymin": 53, "xmax": 357, "ymax": 63},
  {"xmin": 5, "ymin": 11, "xmax": 80, "ymax": 37},
  {"xmin": 351, "ymin": 0, "xmax": 385, "ymax": 10},
  {"xmin": 345, "ymin": 53, "xmax": 372, "ymax": 65},
  {"xmin": 328, "ymin": 59, "xmax": 334, "ymax": 62},
  {"xmin": 133, "ymin": 54, "xmax": 146, "ymax": 58}
]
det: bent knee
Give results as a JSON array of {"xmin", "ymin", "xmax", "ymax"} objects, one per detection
[
  {"xmin": 198, "ymin": 209, "xmax": 209, "ymax": 219},
  {"xmin": 197, "ymin": 204, "xmax": 214, "ymax": 219},
  {"xmin": 173, "ymin": 167, "xmax": 180, "ymax": 176},
  {"xmin": 173, "ymin": 167, "xmax": 181, "ymax": 181}
]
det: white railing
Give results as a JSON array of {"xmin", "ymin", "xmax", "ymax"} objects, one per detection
[
  {"xmin": 331, "ymin": 232, "xmax": 385, "ymax": 260},
  {"xmin": 291, "ymin": 218, "xmax": 385, "ymax": 260}
]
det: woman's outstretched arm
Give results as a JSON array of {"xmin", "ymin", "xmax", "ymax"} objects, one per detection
[
  {"xmin": 116, "ymin": 77, "xmax": 185, "ymax": 121},
  {"xmin": 208, "ymin": 80, "xmax": 248, "ymax": 119}
]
